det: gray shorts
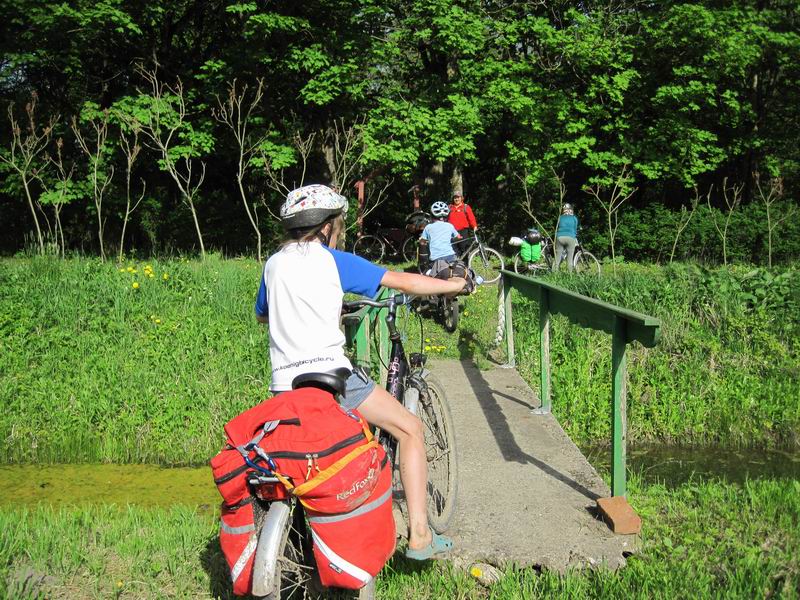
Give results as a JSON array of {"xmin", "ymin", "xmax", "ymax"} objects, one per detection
[{"xmin": 341, "ymin": 368, "xmax": 376, "ymax": 411}]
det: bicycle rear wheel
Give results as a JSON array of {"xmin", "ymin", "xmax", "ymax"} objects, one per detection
[
  {"xmin": 352, "ymin": 235, "xmax": 385, "ymax": 262},
  {"xmin": 574, "ymin": 251, "xmax": 601, "ymax": 275},
  {"xmin": 417, "ymin": 374, "xmax": 458, "ymax": 532},
  {"xmin": 401, "ymin": 236, "xmax": 419, "ymax": 263},
  {"xmin": 258, "ymin": 501, "xmax": 315, "ymax": 600},
  {"xmin": 467, "ymin": 246, "xmax": 504, "ymax": 284}
]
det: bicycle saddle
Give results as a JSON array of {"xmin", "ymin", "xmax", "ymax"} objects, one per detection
[{"xmin": 291, "ymin": 368, "xmax": 351, "ymax": 397}]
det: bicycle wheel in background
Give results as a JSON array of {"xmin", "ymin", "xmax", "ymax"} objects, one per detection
[
  {"xmin": 352, "ymin": 235, "xmax": 385, "ymax": 262},
  {"xmin": 512, "ymin": 252, "xmax": 523, "ymax": 274},
  {"xmin": 442, "ymin": 297, "xmax": 459, "ymax": 332},
  {"xmin": 574, "ymin": 251, "xmax": 601, "ymax": 275},
  {"xmin": 401, "ymin": 236, "xmax": 419, "ymax": 262},
  {"xmin": 416, "ymin": 374, "xmax": 458, "ymax": 533},
  {"xmin": 467, "ymin": 246, "xmax": 504, "ymax": 284}
]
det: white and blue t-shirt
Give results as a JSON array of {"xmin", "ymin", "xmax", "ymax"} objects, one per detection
[{"xmin": 255, "ymin": 242, "xmax": 386, "ymax": 391}]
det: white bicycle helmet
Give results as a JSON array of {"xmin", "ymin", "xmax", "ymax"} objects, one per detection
[
  {"xmin": 431, "ymin": 201, "xmax": 450, "ymax": 218},
  {"xmin": 562, "ymin": 203, "xmax": 574, "ymax": 215},
  {"xmin": 280, "ymin": 184, "xmax": 348, "ymax": 230}
]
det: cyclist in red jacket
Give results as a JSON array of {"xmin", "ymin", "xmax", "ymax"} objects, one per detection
[{"xmin": 447, "ymin": 191, "xmax": 477, "ymax": 255}]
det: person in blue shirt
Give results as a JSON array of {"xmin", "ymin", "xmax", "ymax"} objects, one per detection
[
  {"xmin": 552, "ymin": 203, "xmax": 579, "ymax": 272},
  {"xmin": 420, "ymin": 201, "xmax": 461, "ymax": 265}
]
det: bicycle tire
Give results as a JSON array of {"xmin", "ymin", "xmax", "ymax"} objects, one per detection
[
  {"xmin": 443, "ymin": 297, "xmax": 459, "ymax": 332},
  {"xmin": 416, "ymin": 374, "xmax": 458, "ymax": 532},
  {"xmin": 513, "ymin": 252, "xmax": 548, "ymax": 277},
  {"xmin": 401, "ymin": 236, "xmax": 419, "ymax": 263},
  {"xmin": 467, "ymin": 246, "xmax": 504, "ymax": 284},
  {"xmin": 352, "ymin": 235, "xmax": 385, "ymax": 262},
  {"xmin": 574, "ymin": 250, "xmax": 601, "ymax": 275},
  {"xmin": 513, "ymin": 252, "xmax": 522, "ymax": 274},
  {"xmin": 262, "ymin": 501, "xmax": 314, "ymax": 600}
]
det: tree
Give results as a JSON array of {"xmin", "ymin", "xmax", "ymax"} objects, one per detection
[
  {"xmin": 755, "ymin": 172, "xmax": 794, "ymax": 268},
  {"xmin": 213, "ymin": 79, "xmax": 267, "ymax": 262},
  {"xmin": 36, "ymin": 137, "xmax": 77, "ymax": 257},
  {"xmin": 116, "ymin": 122, "xmax": 146, "ymax": 262},
  {"xmin": 708, "ymin": 177, "xmax": 743, "ymax": 266},
  {"xmin": 127, "ymin": 66, "xmax": 213, "ymax": 259},
  {"xmin": 584, "ymin": 163, "xmax": 637, "ymax": 272},
  {"xmin": 72, "ymin": 103, "xmax": 115, "ymax": 261},
  {"xmin": 0, "ymin": 94, "xmax": 56, "ymax": 254}
]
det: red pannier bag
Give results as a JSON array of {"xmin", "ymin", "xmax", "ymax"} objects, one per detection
[
  {"xmin": 209, "ymin": 386, "xmax": 396, "ymax": 593},
  {"xmin": 306, "ymin": 460, "xmax": 395, "ymax": 588},
  {"xmin": 218, "ymin": 499, "xmax": 258, "ymax": 596}
]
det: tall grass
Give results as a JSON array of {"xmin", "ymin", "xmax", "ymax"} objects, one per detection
[
  {"xmin": 1, "ymin": 476, "xmax": 797, "ymax": 598},
  {"xmin": 1, "ymin": 258, "xmax": 798, "ymax": 464},
  {"xmin": 0, "ymin": 256, "xmax": 269, "ymax": 464},
  {"xmin": 505, "ymin": 263, "xmax": 799, "ymax": 448}
]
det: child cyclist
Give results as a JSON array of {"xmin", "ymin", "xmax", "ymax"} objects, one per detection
[
  {"xmin": 255, "ymin": 184, "xmax": 463, "ymax": 560},
  {"xmin": 420, "ymin": 201, "xmax": 461, "ymax": 266}
]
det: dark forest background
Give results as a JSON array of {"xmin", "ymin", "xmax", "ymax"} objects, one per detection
[{"xmin": 1, "ymin": 0, "xmax": 798, "ymax": 264}]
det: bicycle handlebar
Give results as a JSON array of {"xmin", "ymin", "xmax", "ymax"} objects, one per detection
[{"xmin": 342, "ymin": 293, "xmax": 414, "ymax": 313}]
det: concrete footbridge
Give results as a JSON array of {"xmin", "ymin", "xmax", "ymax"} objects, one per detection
[{"xmin": 345, "ymin": 271, "xmax": 661, "ymax": 572}]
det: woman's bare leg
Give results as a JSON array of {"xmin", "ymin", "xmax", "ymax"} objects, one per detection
[{"xmin": 357, "ymin": 386, "xmax": 432, "ymax": 550}]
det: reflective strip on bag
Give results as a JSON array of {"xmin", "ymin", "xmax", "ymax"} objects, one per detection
[
  {"xmin": 220, "ymin": 520, "xmax": 256, "ymax": 535},
  {"xmin": 311, "ymin": 529, "xmax": 372, "ymax": 585},
  {"xmin": 230, "ymin": 533, "xmax": 258, "ymax": 584},
  {"xmin": 307, "ymin": 486, "xmax": 392, "ymax": 525}
]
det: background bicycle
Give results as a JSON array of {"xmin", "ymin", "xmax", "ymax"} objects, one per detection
[
  {"xmin": 512, "ymin": 237, "xmax": 601, "ymax": 275},
  {"xmin": 352, "ymin": 211, "xmax": 431, "ymax": 263},
  {"xmin": 248, "ymin": 294, "xmax": 458, "ymax": 599},
  {"xmin": 419, "ymin": 232, "xmax": 504, "ymax": 284}
]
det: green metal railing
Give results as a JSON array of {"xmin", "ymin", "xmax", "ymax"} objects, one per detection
[
  {"xmin": 501, "ymin": 270, "xmax": 661, "ymax": 498},
  {"xmin": 342, "ymin": 288, "xmax": 391, "ymax": 381}
]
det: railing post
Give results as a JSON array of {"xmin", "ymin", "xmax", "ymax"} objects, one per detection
[
  {"xmin": 611, "ymin": 315, "xmax": 628, "ymax": 497},
  {"xmin": 536, "ymin": 288, "xmax": 551, "ymax": 415},
  {"xmin": 503, "ymin": 279, "xmax": 515, "ymax": 368},
  {"xmin": 378, "ymin": 307, "xmax": 389, "ymax": 385},
  {"xmin": 353, "ymin": 315, "xmax": 371, "ymax": 371}
]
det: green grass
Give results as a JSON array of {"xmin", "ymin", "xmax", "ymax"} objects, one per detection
[
  {"xmin": 0, "ymin": 255, "xmax": 268, "ymax": 464},
  {"xmin": 2, "ymin": 476, "xmax": 797, "ymax": 599},
  {"xmin": 449, "ymin": 263, "xmax": 800, "ymax": 449},
  {"xmin": 1, "ymin": 258, "xmax": 798, "ymax": 463}
]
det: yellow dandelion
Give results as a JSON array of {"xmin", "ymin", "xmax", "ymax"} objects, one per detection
[
  {"xmin": 162, "ymin": 273, "xmax": 169, "ymax": 280},
  {"xmin": 470, "ymin": 566, "xmax": 483, "ymax": 578},
  {"xmin": 425, "ymin": 338, "xmax": 430, "ymax": 343},
  {"xmin": 424, "ymin": 345, "xmax": 431, "ymax": 352},
  {"xmin": 148, "ymin": 273, "xmax": 154, "ymax": 278},
  {"xmin": 126, "ymin": 266, "xmax": 133, "ymax": 272},
  {"xmin": 132, "ymin": 282, "xmax": 139, "ymax": 289},
  {"xmin": 155, "ymin": 319, "xmax": 161, "ymax": 324},
  {"xmin": 116, "ymin": 580, "xmax": 123, "ymax": 589},
  {"xmin": 118, "ymin": 268, "xmax": 125, "ymax": 273}
]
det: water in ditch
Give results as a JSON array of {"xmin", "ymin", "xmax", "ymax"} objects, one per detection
[{"xmin": 0, "ymin": 445, "xmax": 798, "ymax": 506}]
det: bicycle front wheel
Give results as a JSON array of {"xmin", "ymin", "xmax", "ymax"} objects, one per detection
[
  {"xmin": 417, "ymin": 374, "xmax": 458, "ymax": 532},
  {"xmin": 352, "ymin": 235, "xmax": 385, "ymax": 262},
  {"xmin": 512, "ymin": 252, "xmax": 523, "ymax": 274},
  {"xmin": 574, "ymin": 251, "xmax": 601, "ymax": 275},
  {"xmin": 401, "ymin": 236, "xmax": 419, "ymax": 262},
  {"xmin": 467, "ymin": 246, "xmax": 504, "ymax": 284}
]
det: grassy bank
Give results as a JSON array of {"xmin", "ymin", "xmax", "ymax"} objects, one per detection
[
  {"xmin": 2, "ymin": 476, "xmax": 797, "ymax": 599},
  {"xmin": 0, "ymin": 256, "xmax": 267, "ymax": 464},
  {"xmin": 1, "ymin": 257, "xmax": 798, "ymax": 464}
]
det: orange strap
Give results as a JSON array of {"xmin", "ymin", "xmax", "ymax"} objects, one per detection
[{"xmin": 267, "ymin": 416, "xmax": 375, "ymax": 498}]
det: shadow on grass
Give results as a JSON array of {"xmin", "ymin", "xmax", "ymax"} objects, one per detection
[{"xmin": 200, "ymin": 534, "xmax": 239, "ymax": 600}]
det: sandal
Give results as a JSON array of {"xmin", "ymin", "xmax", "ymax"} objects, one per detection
[{"xmin": 404, "ymin": 530, "xmax": 454, "ymax": 560}]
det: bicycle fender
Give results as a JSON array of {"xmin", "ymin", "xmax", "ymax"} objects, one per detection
[
  {"xmin": 251, "ymin": 500, "xmax": 292, "ymax": 597},
  {"xmin": 403, "ymin": 386, "xmax": 420, "ymax": 416}
]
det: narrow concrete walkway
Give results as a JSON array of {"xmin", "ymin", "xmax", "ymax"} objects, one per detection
[{"xmin": 427, "ymin": 359, "xmax": 637, "ymax": 571}]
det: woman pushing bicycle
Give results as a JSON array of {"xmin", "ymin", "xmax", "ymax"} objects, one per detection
[{"xmin": 254, "ymin": 184, "xmax": 464, "ymax": 560}]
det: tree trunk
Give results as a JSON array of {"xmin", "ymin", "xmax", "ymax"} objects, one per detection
[{"xmin": 186, "ymin": 196, "xmax": 206, "ymax": 259}]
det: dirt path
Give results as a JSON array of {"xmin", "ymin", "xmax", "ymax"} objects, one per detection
[{"xmin": 427, "ymin": 359, "xmax": 637, "ymax": 571}]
